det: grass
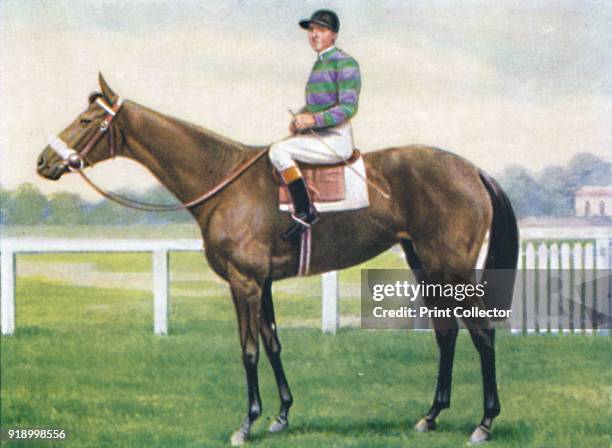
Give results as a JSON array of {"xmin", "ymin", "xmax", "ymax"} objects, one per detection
[{"xmin": 1, "ymin": 250, "xmax": 611, "ymax": 447}]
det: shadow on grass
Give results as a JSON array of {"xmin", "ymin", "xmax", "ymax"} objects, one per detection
[
  {"xmin": 490, "ymin": 421, "xmax": 534, "ymax": 445},
  {"xmin": 419, "ymin": 418, "xmax": 534, "ymax": 445},
  {"xmin": 12, "ymin": 326, "xmax": 55, "ymax": 338},
  {"xmin": 164, "ymin": 319, "xmax": 233, "ymax": 336},
  {"xmin": 247, "ymin": 417, "xmax": 408, "ymax": 445},
  {"xmin": 248, "ymin": 415, "xmax": 533, "ymax": 445},
  {"xmin": 248, "ymin": 415, "xmax": 419, "ymax": 444}
]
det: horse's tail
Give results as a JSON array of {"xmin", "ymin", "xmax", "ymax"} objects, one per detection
[{"xmin": 479, "ymin": 170, "xmax": 519, "ymax": 321}]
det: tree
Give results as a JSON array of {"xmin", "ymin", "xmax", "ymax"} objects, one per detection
[
  {"xmin": 498, "ymin": 152, "xmax": 611, "ymax": 219},
  {"xmin": 566, "ymin": 153, "xmax": 611, "ymax": 188},
  {"xmin": 81, "ymin": 199, "xmax": 138, "ymax": 225},
  {"xmin": 497, "ymin": 165, "xmax": 546, "ymax": 218},
  {"xmin": 141, "ymin": 186, "xmax": 192, "ymax": 224},
  {"xmin": 6, "ymin": 183, "xmax": 48, "ymax": 225},
  {"xmin": 47, "ymin": 192, "xmax": 85, "ymax": 225},
  {"xmin": 536, "ymin": 165, "xmax": 573, "ymax": 216},
  {"xmin": 0, "ymin": 185, "xmax": 12, "ymax": 225}
]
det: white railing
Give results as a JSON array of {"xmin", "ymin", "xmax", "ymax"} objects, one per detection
[
  {"xmin": 0, "ymin": 238, "xmax": 340, "ymax": 336},
  {"xmin": 0, "ymin": 239, "xmax": 201, "ymax": 336},
  {"xmin": 1, "ymin": 227, "xmax": 610, "ymax": 336},
  {"xmin": 513, "ymin": 228, "xmax": 611, "ymax": 335}
]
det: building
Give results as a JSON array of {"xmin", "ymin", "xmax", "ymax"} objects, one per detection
[{"xmin": 575, "ymin": 186, "xmax": 612, "ymax": 218}]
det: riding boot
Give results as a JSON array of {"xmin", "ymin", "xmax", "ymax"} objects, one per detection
[{"xmin": 280, "ymin": 167, "xmax": 319, "ymax": 240}]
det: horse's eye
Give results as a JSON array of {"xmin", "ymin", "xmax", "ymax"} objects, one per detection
[{"xmin": 80, "ymin": 118, "xmax": 92, "ymax": 126}]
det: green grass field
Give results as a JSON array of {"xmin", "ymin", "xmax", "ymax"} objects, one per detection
[{"xmin": 1, "ymin": 238, "xmax": 610, "ymax": 447}]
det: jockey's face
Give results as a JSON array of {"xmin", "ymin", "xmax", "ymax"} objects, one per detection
[{"xmin": 308, "ymin": 24, "xmax": 337, "ymax": 53}]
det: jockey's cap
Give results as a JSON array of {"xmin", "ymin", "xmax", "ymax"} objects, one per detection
[{"xmin": 299, "ymin": 10, "xmax": 340, "ymax": 33}]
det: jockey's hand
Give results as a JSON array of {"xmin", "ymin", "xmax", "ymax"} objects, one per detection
[
  {"xmin": 289, "ymin": 120, "xmax": 298, "ymax": 134},
  {"xmin": 294, "ymin": 113, "xmax": 316, "ymax": 130}
]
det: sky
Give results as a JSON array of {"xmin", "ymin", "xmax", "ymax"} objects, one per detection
[{"xmin": 1, "ymin": 0, "xmax": 610, "ymax": 200}]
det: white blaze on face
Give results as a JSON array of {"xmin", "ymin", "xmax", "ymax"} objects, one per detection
[{"xmin": 48, "ymin": 135, "xmax": 75, "ymax": 160}]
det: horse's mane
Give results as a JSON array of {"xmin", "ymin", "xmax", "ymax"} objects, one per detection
[
  {"xmin": 95, "ymin": 91, "xmax": 251, "ymax": 154},
  {"xmin": 169, "ymin": 114, "xmax": 249, "ymax": 153}
]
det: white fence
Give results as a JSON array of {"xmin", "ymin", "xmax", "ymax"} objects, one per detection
[
  {"xmin": 0, "ymin": 227, "xmax": 610, "ymax": 336},
  {"xmin": 512, "ymin": 228, "xmax": 611, "ymax": 335},
  {"xmin": 0, "ymin": 239, "xmax": 201, "ymax": 336},
  {"xmin": 0, "ymin": 238, "xmax": 339, "ymax": 336}
]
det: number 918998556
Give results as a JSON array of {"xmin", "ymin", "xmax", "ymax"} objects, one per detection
[{"xmin": 2, "ymin": 428, "xmax": 67, "ymax": 441}]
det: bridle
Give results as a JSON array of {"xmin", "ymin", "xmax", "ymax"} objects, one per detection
[
  {"xmin": 47, "ymin": 96, "xmax": 267, "ymax": 212},
  {"xmin": 49, "ymin": 96, "xmax": 124, "ymax": 172}
]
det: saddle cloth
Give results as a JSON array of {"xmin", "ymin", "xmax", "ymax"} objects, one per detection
[{"xmin": 278, "ymin": 150, "xmax": 370, "ymax": 212}]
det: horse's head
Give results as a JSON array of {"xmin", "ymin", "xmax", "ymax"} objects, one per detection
[{"xmin": 37, "ymin": 73, "xmax": 123, "ymax": 181}]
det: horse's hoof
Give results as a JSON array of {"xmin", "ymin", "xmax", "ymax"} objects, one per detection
[
  {"xmin": 469, "ymin": 425, "xmax": 491, "ymax": 444},
  {"xmin": 415, "ymin": 417, "xmax": 436, "ymax": 432},
  {"xmin": 230, "ymin": 429, "xmax": 249, "ymax": 446},
  {"xmin": 268, "ymin": 416, "xmax": 288, "ymax": 433}
]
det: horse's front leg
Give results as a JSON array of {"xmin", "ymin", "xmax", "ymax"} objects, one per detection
[
  {"xmin": 228, "ymin": 265, "xmax": 264, "ymax": 446},
  {"xmin": 259, "ymin": 277, "xmax": 293, "ymax": 434}
]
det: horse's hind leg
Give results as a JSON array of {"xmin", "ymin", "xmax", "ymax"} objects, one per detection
[
  {"xmin": 400, "ymin": 238, "xmax": 422, "ymax": 270},
  {"xmin": 259, "ymin": 277, "xmax": 293, "ymax": 434},
  {"xmin": 414, "ymin": 300, "xmax": 459, "ymax": 432},
  {"xmin": 461, "ymin": 316, "xmax": 500, "ymax": 443},
  {"xmin": 400, "ymin": 240, "xmax": 460, "ymax": 433}
]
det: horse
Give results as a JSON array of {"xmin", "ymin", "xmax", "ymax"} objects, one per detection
[{"xmin": 36, "ymin": 74, "xmax": 518, "ymax": 445}]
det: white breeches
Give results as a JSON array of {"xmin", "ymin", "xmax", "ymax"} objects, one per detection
[{"xmin": 269, "ymin": 122, "xmax": 354, "ymax": 171}]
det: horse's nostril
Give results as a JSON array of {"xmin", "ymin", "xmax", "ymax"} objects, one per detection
[{"xmin": 38, "ymin": 155, "xmax": 46, "ymax": 169}]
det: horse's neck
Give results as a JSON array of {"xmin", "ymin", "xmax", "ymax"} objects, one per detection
[{"xmin": 117, "ymin": 101, "xmax": 247, "ymax": 205}]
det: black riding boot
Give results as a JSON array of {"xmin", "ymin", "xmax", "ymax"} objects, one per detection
[{"xmin": 283, "ymin": 178, "xmax": 319, "ymax": 240}]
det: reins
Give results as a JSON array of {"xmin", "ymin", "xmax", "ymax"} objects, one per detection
[
  {"xmin": 77, "ymin": 149, "xmax": 268, "ymax": 212},
  {"xmin": 49, "ymin": 95, "xmax": 268, "ymax": 212}
]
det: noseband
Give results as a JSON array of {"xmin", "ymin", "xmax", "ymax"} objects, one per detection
[{"xmin": 48, "ymin": 97, "xmax": 124, "ymax": 171}]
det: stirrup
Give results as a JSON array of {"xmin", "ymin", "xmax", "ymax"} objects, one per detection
[
  {"xmin": 282, "ymin": 221, "xmax": 310, "ymax": 241},
  {"xmin": 282, "ymin": 210, "xmax": 319, "ymax": 241},
  {"xmin": 290, "ymin": 213, "xmax": 313, "ymax": 228}
]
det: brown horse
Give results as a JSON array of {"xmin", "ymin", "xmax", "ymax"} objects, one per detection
[{"xmin": 36, "ymin": 74, "xmax": 518, "ymax": 445}]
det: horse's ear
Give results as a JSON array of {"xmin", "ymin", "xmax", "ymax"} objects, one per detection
[{"xmin": 98, "ymin": 72, "xmax": 118, "ymax": 103}]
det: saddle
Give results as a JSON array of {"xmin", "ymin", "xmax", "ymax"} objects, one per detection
[{"xmin": 277, "ymin": 150, "xmax": 361, "ymax": 204}]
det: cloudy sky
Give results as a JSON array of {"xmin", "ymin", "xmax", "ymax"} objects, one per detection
[{"xmin": 1, "ymin": 0, "xmax": 610, "ymax": 199}]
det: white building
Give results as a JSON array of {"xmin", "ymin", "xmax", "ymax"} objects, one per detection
[{"xmin": 575, "ymin": 186, "xmax": 612, "ymax": 218}]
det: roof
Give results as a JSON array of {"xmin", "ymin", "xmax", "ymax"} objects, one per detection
[{"xmin": 575, "ymin": 185, "xmax": 612, "ymax": 196}]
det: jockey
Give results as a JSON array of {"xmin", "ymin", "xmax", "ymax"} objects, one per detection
[{"xmin": 269, "ymin": 9, "xmax": 361, "ymax": 240}]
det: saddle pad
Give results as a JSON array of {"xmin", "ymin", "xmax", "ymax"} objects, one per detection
[
  {"xmin": 279, "ymin": 166, "xmax": 345, "ymax": 203},
  {"xmin": 279, "ymin": 157, "xmax": 370, "ymax": 213},
  {"xmin": 278, "ymin": 149, "xmax": 362, "ymax": 203}
]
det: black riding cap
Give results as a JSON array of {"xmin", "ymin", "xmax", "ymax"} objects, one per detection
[{"xmin": 299, "ymin": 9, "xmax": 340, "ymax": 33}]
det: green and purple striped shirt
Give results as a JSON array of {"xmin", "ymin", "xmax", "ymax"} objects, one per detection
[{"xmin": 305, "ymin": 46, "xmax": 361, "ymax": 129}]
